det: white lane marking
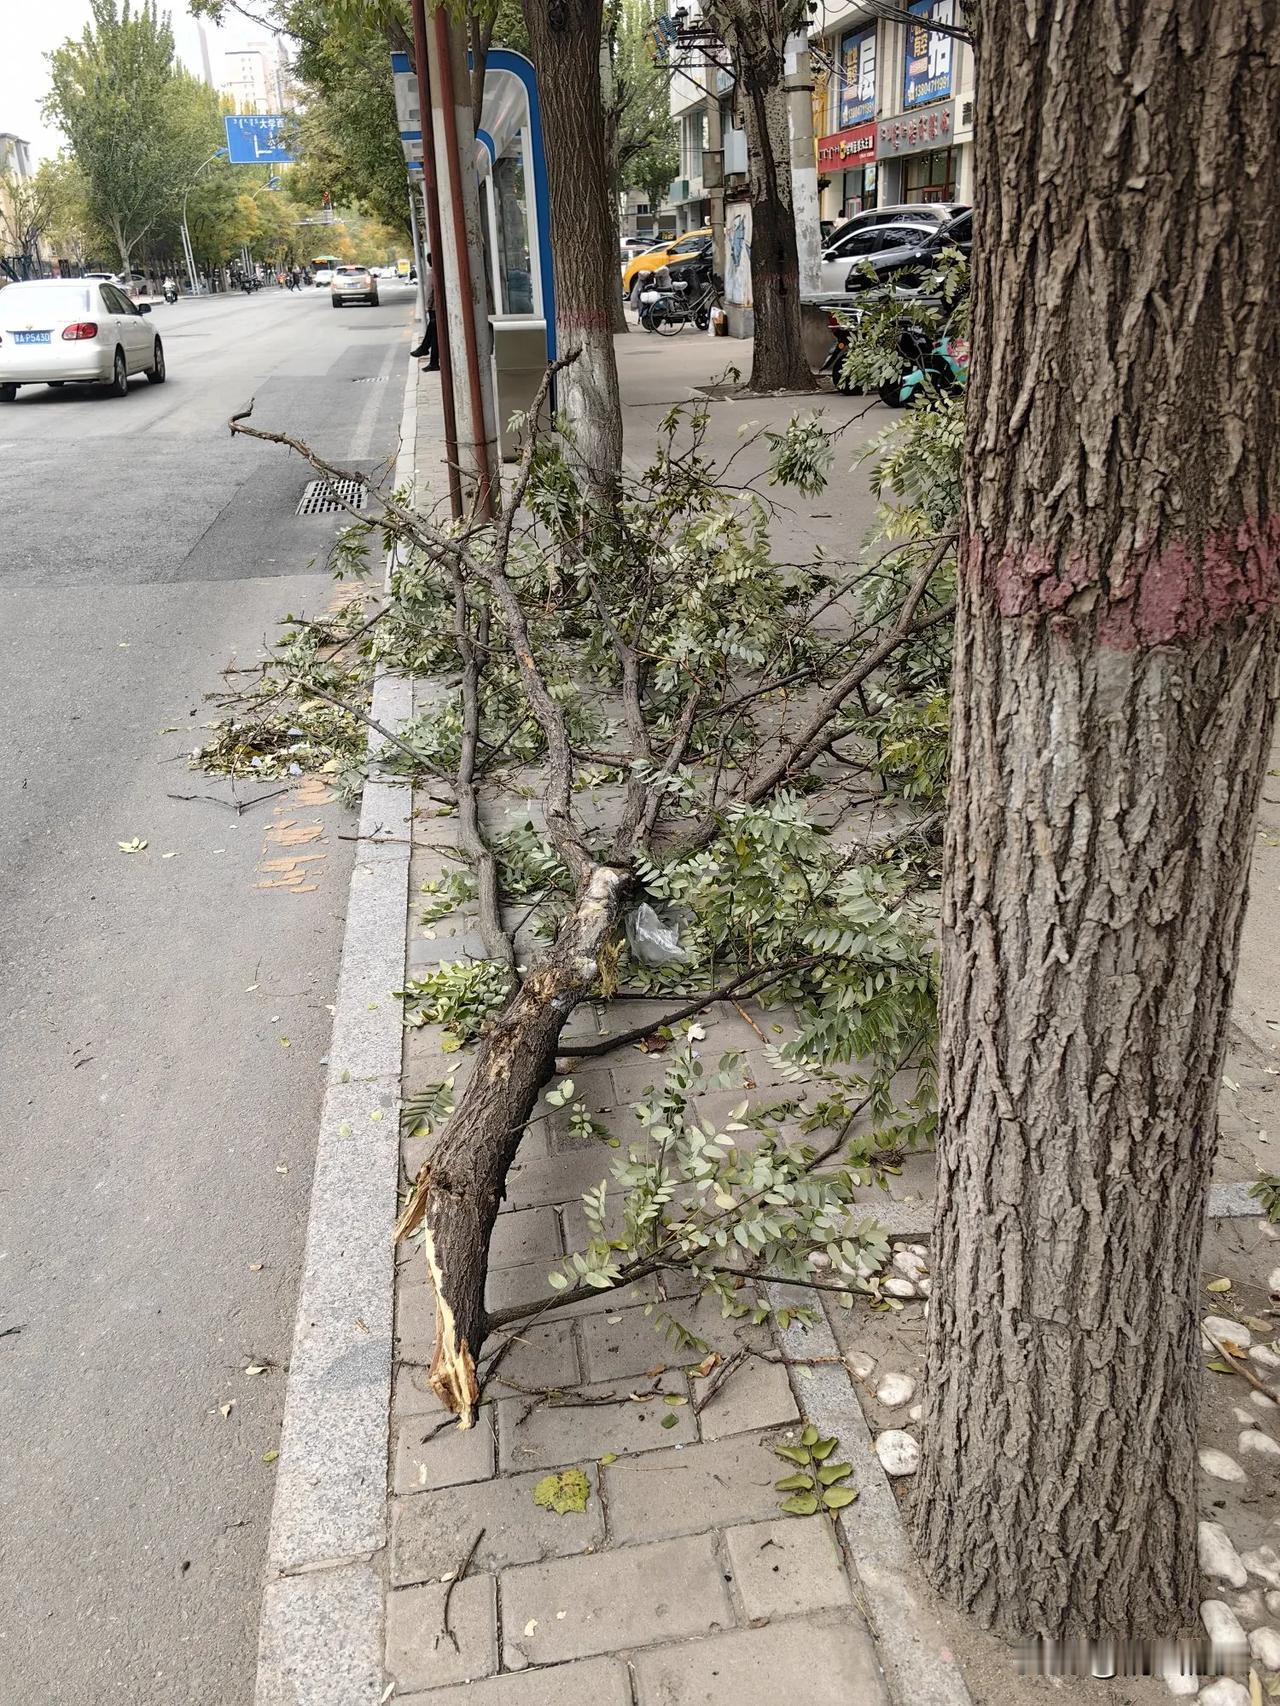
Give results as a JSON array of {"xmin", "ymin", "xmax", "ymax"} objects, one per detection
[{"xmin": 348, "ymin": 338, "xmax": 400, "ymax": 460}]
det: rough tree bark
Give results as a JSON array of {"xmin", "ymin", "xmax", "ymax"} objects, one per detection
[
  {"xmin": 522, "ymin": 0, "xmax": 624, "ymax": 498},
  {"xmin": 915, "ymin": 0, "xmax": 1280, "ymax": 1639},
  {"xmin": 706, "ymin": 0, "xmax": 815, "ymax": 394}
]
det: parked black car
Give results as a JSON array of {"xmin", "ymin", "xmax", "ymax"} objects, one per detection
[{"xmin": 841, "ymin": 209, "xmax": 972, "ymax": 294}]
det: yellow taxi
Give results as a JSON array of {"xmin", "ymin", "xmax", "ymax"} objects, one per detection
[{"xmin": 622, "ymin": 228, "xmax": 712, "ymax": 299}]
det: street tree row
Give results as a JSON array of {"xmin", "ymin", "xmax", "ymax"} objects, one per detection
[{"xmin": 201, "ymin": 0, "xmax": 1279, "ymax": 1651}]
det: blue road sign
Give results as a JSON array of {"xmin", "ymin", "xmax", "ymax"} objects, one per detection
[{"xmin": 223, "ymin": 114, "xmax": 296, "ymax": 165}]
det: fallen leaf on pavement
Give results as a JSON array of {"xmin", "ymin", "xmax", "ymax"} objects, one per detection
[
  {"xmin": 118, "ymin": 838, "xmax": 147, "ymax": 853},
  {"xmin": 531, "ymin": 1468, "xmax": 590, "ymax": 1515}
]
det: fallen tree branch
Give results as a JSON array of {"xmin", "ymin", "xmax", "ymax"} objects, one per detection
[
  {"xmin": 395, "ymin": 863, "xmax": 635, "ymax": 1421},
  {"xmin": 560, "ymin": 956, "xmax": 825, "ymax": 1059},
  {"xmin": 449, "ymin": 576, "xmax": 515, "ymax": 972},
  {"xmin": 671, "ymin": 536, "xmax": 955, "ymax": 859},
  {"xmin": 287, "ymin": 674, "xmax": 451, "ymax": 780}
]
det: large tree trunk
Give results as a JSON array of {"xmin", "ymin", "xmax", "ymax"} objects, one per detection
[
  {"xmin": 915, "ymin": 0, "xmax": 1280, "ymax": 1639},
  {"xmin": 522, "ymin": 0, "xmax": 624, "ymax": 501},
  {"xmin": 733, "ymin": 31, "xmax": 814, "ymax": 393}
]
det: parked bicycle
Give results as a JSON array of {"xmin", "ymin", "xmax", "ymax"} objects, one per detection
[{"xmin": 637, "ymin": 262, "xmax": 723, "ymax": 336}]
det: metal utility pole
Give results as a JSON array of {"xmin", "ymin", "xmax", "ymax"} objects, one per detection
[
  {"xmin": 410, "ymin": 0, "xmax": 464, "ymax": 520},
  {"xmin": 430, "ymin": 10, "xmax": 497, "ymax": 519},
  {"xmin": 181, "ymin": 146, "xmax": 228, "ymax": 296}
]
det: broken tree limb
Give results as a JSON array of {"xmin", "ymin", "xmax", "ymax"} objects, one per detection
[{"xmin": 395, "ymin": 863, "xmax": 635, "ymax": 1422}]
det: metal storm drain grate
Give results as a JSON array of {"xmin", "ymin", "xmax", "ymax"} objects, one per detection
[
  {"xmin": 352, "ymin": 375, "xmax": 390, "ymax": 383},
  {"xmin": 297, "ymin": 478, "xmax": 367, "ymax": 516}
]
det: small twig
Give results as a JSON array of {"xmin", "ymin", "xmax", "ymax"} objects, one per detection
[
  {"xmin": 436, "ymin": 1528, "xmax": 485, "ymax": 1653},
  {"xmin": 692, "ymin": 1348, "xmax": 747, "ymax": 1414},
  {"xmin": 1203, "ymin": 1326, "xmax": 1277, "ymax": 1398},
  {"xmin": 562, "ymin": 958, "xmax": 823, "ymax": 1059},
  {"xmin": 166, "ymin": 787, "xmax": 289, "ymax": 815},
  {"xmin": 0, "ymin": 1324, "xmax": 23, "ymax": 1341},
  {"xmin": 731, "ymin": 1000, "xmax": 768, "ymax": 1043}
]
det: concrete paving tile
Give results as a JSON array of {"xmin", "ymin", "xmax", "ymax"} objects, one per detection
[
  {"xmin": 396, "ymin": 1655, "xmax": 632, "ymax": 1704},
  {"xmin": 391, "ymin": 1408, "xmax": 496, "ymax": 1492},
  {"xmin": 484, "ymin": 1259, "xmax": 659, "ymax": 1319},
  {"xmin": 385, "ymin": 1575, "xmax": 498, "ymax": 1690},
  {"xmin": 602, "ymin": 1431, "xmax": 788, "ymax": 1544},
  {"xmin": 723, "ymin": 1518, "xmax": 852, "ymax": 1618},
  {"xmin": 500, "ymin": 1534, "xmax": 733, "ymax": 1667},
  {"xmin": 489, "ymin": 1207, "xmax": 562, "ymax": 1271},
  {"xmin": 392, "ymin": 1321, "xmax": 581, "ymax": 1416},
  {"xmin": 694, "ymin": 1357, "xmax": 800, "ymax": 1440},
  {"xmin": 631, "ymin": 1614, "xmax": 889, "ymax": 1705},
  {"xmin": 578, "ymin": 1293, "xmax": 771, "ymax": 1382},
  {"xmin": 390, "ymin": 1464, "xmax": 603, "ymax": 1584},
  {"xmin": 504, "ymin": 1149, "xmax": 620, "ymax": 1210},
  {"xmin": 496, "ymin": 1373, "xmax": 696, "ymax": 1474}
]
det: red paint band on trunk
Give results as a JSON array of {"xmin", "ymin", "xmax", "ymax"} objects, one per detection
[
  {"xmin": 973, "ymin": 517, "xmax": 1280, "ymax": 647},
  {"xmin": 561, "ymin": 308, "xmax": 615, "ymax": 332}
]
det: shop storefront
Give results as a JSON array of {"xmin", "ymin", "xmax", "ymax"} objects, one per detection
[
  {"xmin": 875, "ymin": 0, "xmax": 964, "ymax": 203},
  {"xmin": 875, "ymin": 100, "xmax": 959, "ymax": 204},
  {"xmin": 816, "ymin": 122, "xmax": 878, "ymax": 218}
]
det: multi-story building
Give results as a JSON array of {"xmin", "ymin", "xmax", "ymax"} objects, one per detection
[
  {"xmin": 0, "ymin": 134, "xmax": 34, "ymax": 180},
  {"xmin": 811, "ymin": 0, "xmax": 974, "ymax": 229},
  {"xmin": 220, "ymin": 40, "xmax": 296, "ymax": 116},
  {"xmin": 669, "ymin": 54, "xmax": 711, "ymax": 234},
  {"xmin": 620, "ymin": 188, "xmax": 677, "ymax": 245}
]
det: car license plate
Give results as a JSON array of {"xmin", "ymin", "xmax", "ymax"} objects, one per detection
[{"xmin": 13, "ymin": 330, "xmax": 50, "ymax": 344}]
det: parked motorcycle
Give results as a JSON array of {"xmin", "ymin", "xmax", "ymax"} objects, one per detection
[{"xmin": 826, "ymin": 309, "xmax": 968, "ymax": 406}]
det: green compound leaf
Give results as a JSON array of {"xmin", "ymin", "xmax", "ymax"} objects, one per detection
[
  {"xmin": 773, "ymin": 1444, "xmax": 810, "ymax": 1465},
  {"xmin": 822, "ymin": 1484, "xmax": 859, "ymax": 1510},
  {"xmin": 779, "ymin": 1491, "xmax": 820, "ymax": 1516}
]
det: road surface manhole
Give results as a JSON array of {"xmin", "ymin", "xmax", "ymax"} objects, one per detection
[{"xmin": 297, "ymin": 478, "xmax": 367, "ymax": 515}]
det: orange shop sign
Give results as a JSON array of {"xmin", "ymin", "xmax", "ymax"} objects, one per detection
[{"xmin": 816, "ymin": 122, "xmax": 877, "ymax": 171}]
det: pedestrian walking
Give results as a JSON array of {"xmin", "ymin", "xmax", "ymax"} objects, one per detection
[{"xmin": 409, "ymin": 253, "xmax": 439, "ymax": 371}]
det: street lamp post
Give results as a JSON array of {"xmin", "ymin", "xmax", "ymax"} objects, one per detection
[{"xmin": 181, "ymin": 147, "xmax": 228, "ymax": 296}]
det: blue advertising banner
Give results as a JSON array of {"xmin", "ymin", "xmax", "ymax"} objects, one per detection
[
  {"xmin": 902, "ymin": 0, "xmax": 955, "ymax": 110},
  {"xmin": 837, "ymin": 27, "xmax": 876, "ymax": 130},
  {"xmin": 223, "ymin": 114, "xmax": 296, "ymax": 164}
]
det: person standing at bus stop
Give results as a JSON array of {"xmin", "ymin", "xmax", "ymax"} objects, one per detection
[{"xmin": 410, "ymin": 253, "xmax": 439, "ymax": 372}]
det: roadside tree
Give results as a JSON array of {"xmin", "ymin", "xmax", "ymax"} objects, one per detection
[
  {"xmin": 46, "ymin": 1, "xmax": 213, "ymax": 276},
  {"xmin": 700, "ymin": 0, "xmax": 814, "ymax": 393},
  {"xmin": 522, "ymin": 0, "xmax": 624, "ymax": 501},
  {"xmin": 911, "ymin": 0, "xmax": 1280, "ymax": 1639}
]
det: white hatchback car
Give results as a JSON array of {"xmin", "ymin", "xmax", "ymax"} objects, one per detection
[{"xmin": 0, "ymin": 277, "xmax": 165, "ymax": 400}]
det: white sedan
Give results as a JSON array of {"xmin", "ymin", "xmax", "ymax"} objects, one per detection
[{"xmin": 0, "ymin": 277, "xmax": 165, "ymax": 401}]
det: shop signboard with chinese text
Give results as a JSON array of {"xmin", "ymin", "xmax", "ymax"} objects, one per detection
[
  {"xmin": 876, "ymin": 98, "xmax": 954, "ymax": 157},
  {"xmin": 816, "ymin": 122, "xmax": 877, "ymax": 172},
  {"xmin": 837, "ymin": 27, "xmax": 876, "ymax": 129},
  {"xmin": 902, "ymin": 0, "xmax": 955, "ymax": 109}
]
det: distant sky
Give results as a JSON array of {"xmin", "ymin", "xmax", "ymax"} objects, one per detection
[{"xmin": 1, "ymin": 2, "xmax": 264, "ymax": 164}]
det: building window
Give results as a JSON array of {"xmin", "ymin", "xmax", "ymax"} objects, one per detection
[{"xmin": 904, "ymin": 147, "xmax": 955, "ymax": 202}]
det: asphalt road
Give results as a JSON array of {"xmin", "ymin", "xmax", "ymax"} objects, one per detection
[{"xmin": 0, "ymin": 280, "xmax": 415, "ymax": 1704}]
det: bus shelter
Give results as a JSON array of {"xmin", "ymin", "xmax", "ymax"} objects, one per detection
[{"xmin": 472, "ymin": 48, "xmax": 556, "ymax": 455}]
